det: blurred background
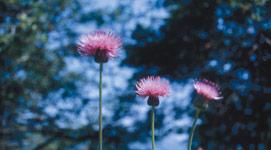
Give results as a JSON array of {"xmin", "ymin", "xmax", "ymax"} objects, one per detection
[{"xmin": 0, "ymin": 0, "xmax": 271, "ymax": 150}]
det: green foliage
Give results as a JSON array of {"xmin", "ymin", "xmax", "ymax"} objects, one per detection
[{"xmin": 0, "ymin": 0, "xmax": 84, "ymax": 149}]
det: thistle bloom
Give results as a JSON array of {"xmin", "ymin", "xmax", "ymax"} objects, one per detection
[
  {"xmin": 188, "ymin": 79, "xmax": 222, "ymax": 150},
  {"xmin": 136, "ymin": 76, "xmax": 171, "ymax": 150},
  {"xmin": 135, "ymin": 76, "xmax": 171, "ymax": 106},
  {"xmin": 198, "ymin": 147, "xmax": 204, "ymax": 150},
  {"xmin": 77, "ymin": 30, "xmax": 122, "ymax": 63},
  {"xmin": 193, "ymin": 79, "xmax": 223, "ymax": 100}
]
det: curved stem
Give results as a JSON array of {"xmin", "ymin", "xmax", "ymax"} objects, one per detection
[
  {"xmin": 99, "ymin": 63, "xmax": 103, "ymax": 150},
  {"xmin": 151, "ymin": 106, "xmax": 155, "ymax": 150},
  {"xmin": 188, "ymin": 108, "xmax": 201, "ymax": 150}
]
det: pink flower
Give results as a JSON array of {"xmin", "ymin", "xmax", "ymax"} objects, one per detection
[
  {"xmin": 77, "ymin": 30, "xmax": 122, "ymax": 62},
  {"xmin": 136, "ymin": 76, "xmax": 171, "ymax": 98},
  {"xmin": 136, "ymin": 76, "xmax": 171, "ymax": 106},
  {"xmin": 197, "ymin": 147, "xmax": 204, "ymax": 150},
  {"xmin": 193, "ymin": 79, "xmax": 223, "ymax": 100}
]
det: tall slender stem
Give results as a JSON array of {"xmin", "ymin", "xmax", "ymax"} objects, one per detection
[
  {"xmin": 188, "ymin": 108, "xmax": 201, "ymax": 150},
  {"xmin": 99, "ymin": 62, "xmax": 103, "ymax": 150},
  {"xmin": 0, "ymin": 113, "xmax": 5, "ymax": 150},
  {"xmin": 151, "ymin": 106, "xmax": 155, "ymax": 150}
]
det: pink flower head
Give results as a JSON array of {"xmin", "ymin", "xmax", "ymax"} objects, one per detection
[
  {"xmin": 135, "ymin": 76, "xmax": 171, "ymax": 98},
  {"xmin": 193, "ymin": 79, "xmax": 223, "ymax": 100},
  {"xmin": 198, "ymin": 147, "xmax": 204, "ymax": 150},
  {"xmin": 77, "ymin": 30, "xmax": 122, "ymax": 62}
]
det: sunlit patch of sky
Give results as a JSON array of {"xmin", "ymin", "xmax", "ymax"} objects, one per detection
[
  {"xmin": 247, "ymin": 26, "xmax": 256, "ymax": 34},
  {"xmin": 73, "ymin": 0, "xmax": 169, "ymax": 44},
  {"xmin": 80, "ymin": 0, "xmax": 119, "ymax": 12},
  {"xmin": 206, "ymin": 59, "xmax": 220, "ymax": 70},
  {"xmin": 223, "ymin": 62, "xmax": 233, "ymax": 73},
  {"xmin": 15, "ymin": 69, "xmax": 27, "ymax": 80},
  {"xmin": 44, "ymin": 105, "xmax": 58, "ymax": 117},
  {"xmin": 130, "ymin": 131, "xmax": 188, "ymax": 150},
  {"xmin": 46, "ymin": 30, "xmax": 71, "ymax": 50},
  {"xmin": 234, "ymin": 68, "xmax": 250, "ymax": 81},
  {"xmin": 217, "ymin": 18, "xmax": 224, "ymax": 30},
  {"xmin": 162, "ymin": 80, "xmax": 202, "ymax": 134}
]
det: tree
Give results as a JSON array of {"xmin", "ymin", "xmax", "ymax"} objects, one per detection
[{"xmin": 0, "ymin": 0, "xmax": 89, "ymax": 149}]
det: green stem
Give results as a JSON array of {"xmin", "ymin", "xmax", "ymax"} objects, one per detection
[
  {"xmin": 151, "ymin": 106, "xmax": 155, "ymax": 150},
  {"xmin": 99, "ymin": 63, "xmax": 103, "ymax": 150},
  {"xmin": 188, "ymin": 108, "xmax": 201, "ymax": 150}
]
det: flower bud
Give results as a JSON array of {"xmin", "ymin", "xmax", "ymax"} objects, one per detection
[
  {"xmin": 94, "ymin": 50, "xmax": 109, "ymax": 63},
  {"xmin": 147, "ymin": 96, "xmax": 160, "ymax": 107}
]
